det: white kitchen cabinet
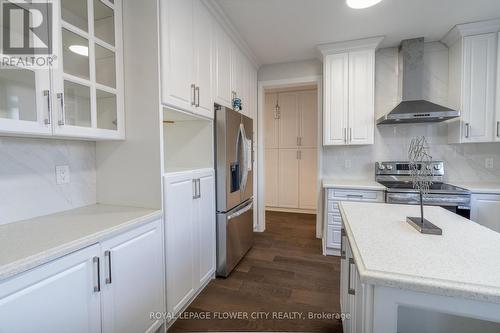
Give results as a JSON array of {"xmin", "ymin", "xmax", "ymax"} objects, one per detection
[
  {"xmin": 53, "ymin": 0, "xmax": 125, "ymax": 139},
  {"xmin": 160, "ymin": 0, "xmax": 213, "ymax": 118},
  {"xmin": 213, "ymin": 23, "xmax": 233, "ymax": 108},
  {"xmin": 471, "ymin": 194, "xmax": 500, "ymax": 233},
  {"xmin": 194, "ymin": 169, "xmax": 216, "ymax": 286},
  {"xmin": 0, "ymin": 0, "xmax": 124, "ymax": 140},
  {"xmin": 163, "ymin": 168, "xmax": 215, "ymax": 316},
  {"xmin": 264, "ymin": 93, "xmax": 279, "ymax": 149},
  {"xmin": 299, "ymin": 90, "xmax": 318, "ymax": 148},
  {"xmin": 264, "ymin": 148, "xmax": 279, "ymax": 207},
  {"xmin": 278, "ymin": 149, "xmax": 299, "ymax": 208},
  {"xmin": 298, "ymin": 148, "xmax": 317, "ymax": 210},
  {"xmin": 0, "ymin": 245, "xmax": 101, "ymax": 333},
  {"xmin": 0, "ymin": 217, "xmax": 164, "ymax": 333},
  {"xmin": 444, "ymin": 22, "xmax": 499, "ymax": 143},
  {"xmin": 100, "ymin": 220, "xmax": 164, "ymax": 333},
  {"xmin": 319, "ymin": 37, "xmax": 382, "ymax": 146},
  {"xmin": 323, "ymin": 188, "xmax": 384, "ymax": 256},
  {"xmin": 278, "ymin": 92, "xmax": 300, "ymax": 149}
]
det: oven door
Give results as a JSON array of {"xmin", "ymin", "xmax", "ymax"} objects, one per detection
[{"xmin": 386, "ymin": 192, "xmax": 471, "ymax": 219}]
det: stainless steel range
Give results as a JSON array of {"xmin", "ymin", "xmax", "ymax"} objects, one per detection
[{"xmin": 375, "ymin": 161, "xmax": 471, "ymax": 218}]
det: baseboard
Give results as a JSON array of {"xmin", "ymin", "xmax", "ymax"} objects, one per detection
[{"xmin": 266, "ymin": 206, "xmax": 317, "ymax": 214}]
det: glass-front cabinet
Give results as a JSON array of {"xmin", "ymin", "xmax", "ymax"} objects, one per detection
[{"xmin": 0, "ymin": 0, "xmax": 123, "ymax": 140}]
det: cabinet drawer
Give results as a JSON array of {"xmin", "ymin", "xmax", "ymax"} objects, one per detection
[
  {"xmin": 326, "ymin": 225, "xmax": 341, "ymax": 249},
  {"xmin": 328, "ymin": 189, "xmax": 383, "ymax": 202},
  {"xmin": 327, "ymin": 213, "xmax": 342, "ymax": 226}
]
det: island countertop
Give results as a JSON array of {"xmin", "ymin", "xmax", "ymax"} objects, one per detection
[
  {"xmin": 0, "ymin": 204, "xmax": 162, "ymax": 281},
  {"xmin": 339, "ymin": 202, "xmax": 500, "ymax": 303}
]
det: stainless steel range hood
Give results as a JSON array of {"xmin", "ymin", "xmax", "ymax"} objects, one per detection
[{"xmin": 377, "ymin": 38, "xmax": 459, "ymax": 125}]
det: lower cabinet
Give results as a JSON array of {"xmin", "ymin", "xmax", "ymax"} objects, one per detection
[
  {"xmin": 324, "ymin": 188, "xmax": 384, "ymax": 255},
  {"xmin": 163, "ymin": 168, "xmax": 216, "ymax": 317},
  {"xmin": 471, "ymin": 193, "xmax": 500, "ymax": 233},
  {"xmin": 340, "ymin": 227, "xmax": 366, "ymax": 333},
  {"xmin": 0, "ymin": 219, "xmax": 165, "ymax": 333}
]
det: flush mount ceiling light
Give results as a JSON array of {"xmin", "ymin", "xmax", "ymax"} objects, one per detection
[
  {"xmin": 346, "ymin": 0, "xmax": 382, "ymax": 9},
  {"xmin": 69, "ymin": 45, "xmax": 89, "ymax": 57}
]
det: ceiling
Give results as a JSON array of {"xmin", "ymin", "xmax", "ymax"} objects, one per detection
[{"xmin": 215, "ymin": 0, "xmax": 500, "ymax": 65}]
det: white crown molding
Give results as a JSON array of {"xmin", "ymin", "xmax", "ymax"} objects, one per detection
[
  {"xmin": 317, "ymin": 36, "xmax": 385, "ymax": 57},
  {"xmin": 202, "ymin": 0, "xmax": 260, "ymax": 69},
  {"xmin": 441, "ymin": 19, "xmax": 500, "ymax": 47}
]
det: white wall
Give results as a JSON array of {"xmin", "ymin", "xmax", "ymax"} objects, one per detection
[
  {"xmin": 322, "ymin": 43, "xmax": 500, "ymax": 182},
  {"xmin": 0, "ymin": 137, "xmax": 96, "ymax": 225},
  {"xmin": 258, "ymin": 59, "xmax": 322, "ymax": 82}
]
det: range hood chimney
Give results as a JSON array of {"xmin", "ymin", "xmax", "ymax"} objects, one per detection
[{"xmin": 377, "ymin": 38, "xmax": 459, "ymax": 125}]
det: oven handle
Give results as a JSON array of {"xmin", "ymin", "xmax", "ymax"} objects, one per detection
[{"xmin": 386, "ymin": 193, "xmax": 470, "ymax": 207}]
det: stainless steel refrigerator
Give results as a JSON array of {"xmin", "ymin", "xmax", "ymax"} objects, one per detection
[{"xmin": 215, "ymin": 105, "xmax": 254, "ymax": 277}]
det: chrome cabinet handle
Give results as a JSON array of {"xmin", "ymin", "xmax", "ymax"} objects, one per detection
[
  {"xmin": 346, "ymin": 194, "xmax": 363, "ymax": 199},
  {"xmin": 197, "ymin": 179, "xmax": 201, "ymax": 198},
  {"xmin": 340, "ymin": 229, "xmax": 346, "ymax": 259},
  {"xmin": 348, "ymin": 258, "xmax": 355, "ymax": 295},
  {"xmin": 43, "ymin": 90, "xmax": 51, "ymax": 125},
  {"xmin": 296, "ymin": 150, "xmax": 300, "ymax": 160},
  {"xmin": 349, "ymin": 128, "xmax": 352, "ymax": 143},
  {"xmin": 191, "ymin": 84, "xmax": 196, "ymax": 106},
  {"xmin": 465, "ymin": 123, "xmax": 470, "ymax": 138},
  {"xmin": 195, "ymin": 86, "xmax": 200, "ymax": 107},
  {"xmin": 93, "ymin": 256, "xmax": 100, "ymax": 292},
  {"xmin": 57, "ymin": 93, "xmax": 65, "ymax": 126},
  {"xmin": 497, "ymin": 121, "xmax": 499, "ymax": 138},
  {"xmin": 105, "ymin": 250, "xmax": 112, "ymax": 284},
  {"xmin": 193, "ymin": 179, "xmax": 201, "ymax": 199}
]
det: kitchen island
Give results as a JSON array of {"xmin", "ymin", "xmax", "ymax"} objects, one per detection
[{"xmin": 338, "ymin": 202, "xmax": 500, "ymax": 333}]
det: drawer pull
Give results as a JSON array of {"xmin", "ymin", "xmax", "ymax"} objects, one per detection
[{"xmin": 348, "ymin": 258, "xmax": 355, "ymax": 295}]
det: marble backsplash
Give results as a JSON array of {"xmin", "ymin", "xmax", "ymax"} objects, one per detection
[
  {"xmin": 0, "ymin": 137, "xmax": 96, "ymax": 225},
  {"xmin": 323, "ymin": 43, "xmax": 500, "ymax": 182}
]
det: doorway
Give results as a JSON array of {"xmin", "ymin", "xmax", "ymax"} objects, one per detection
[{"xmin": 257, "ymin": 76, "xmax": 322, "ymax": 237}]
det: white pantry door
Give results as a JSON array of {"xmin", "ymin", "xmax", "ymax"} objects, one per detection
[
  {"xmin": 299, "ymin": 148, "xmax": 317, "ymax": 210},
  {"xmin": 278, "ymin": 92, "xmax": 299, "ymax": 149},
  {"xmin": 324, "ymin": 53, "xmax": 348, "ymax": 145},
  {"xmin": 264, "ymin": 148, "xmax": 279, "ymax": 207},
  {"xmin": 278, "ymin": 149, "xmax": 299, "ymax": 208},
  {"xmin": 264, "ymin": 93, "xmax": 279, "ymax": 149},
  {"xmin": 298, "ymin": 90, "xmax": 318, "ymax": 148}
]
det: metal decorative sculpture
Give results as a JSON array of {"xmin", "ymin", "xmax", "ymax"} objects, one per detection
[{"xmin": 406, "ymin": 137, "xmax": 442, "ymax": 235}]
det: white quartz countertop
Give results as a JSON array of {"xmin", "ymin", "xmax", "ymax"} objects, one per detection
[
  {"xmin": 0, "ymin": 204, "xmax": 162, "ymax": 281},
  {"xmin": 339, "ymin": 202, "xmax": 500, "ymax": 303},
  {"xmin": 448, "ymin": 182, "xmax": 500, "ymax": 195},
  {"xmin": 322, "ymin": 179, "xmax": 386, "ymax": 191}
]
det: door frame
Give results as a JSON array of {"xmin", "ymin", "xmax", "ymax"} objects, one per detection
[{"xmin": 257, "ymin": 75, "xmax": 323, "ymax": 238}]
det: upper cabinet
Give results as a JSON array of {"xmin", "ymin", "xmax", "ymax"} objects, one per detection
[
  {"xmin": 0, "ymin": 0, "xmax": 124, "ymax": 140},
  {"xmin": 161, "ymin": 0, "xmax": 258, "ymax": 119},
  {"xmin": 443, "ymin": 20, "xmax": 500, "ymax": 143},
  {"xmin": 160, "ymin": 0, "xmax": 214, "ymax": 118},
  {"xmin": 319, "ymin": 37, "xmax": 383, "ymax": 146}
]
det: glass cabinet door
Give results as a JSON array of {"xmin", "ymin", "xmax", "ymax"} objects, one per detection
[
  {"xmin": 0, "ymin": 3, "xmax": 51, "ymax": 135},
  {"xmin": 53, "ymin": 0, "xmax": 123, "ymax": 139}
]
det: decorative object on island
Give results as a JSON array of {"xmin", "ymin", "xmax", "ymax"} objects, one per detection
[{"xmin": 406, "ymin": 137, "xmax": 443, "ymax": 235}]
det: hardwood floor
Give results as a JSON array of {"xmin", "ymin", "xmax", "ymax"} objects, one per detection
[{"xmin": 168, "ymin": 211, "xmax": 343, "ymax": 332}]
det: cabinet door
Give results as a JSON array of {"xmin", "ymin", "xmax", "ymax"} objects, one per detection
[
  {"xmin": 164, "ymin": 172, "xmax": 196, "ymax": 315},
  {"xmin": 193, "ymin": 0, "xmax": 213, "ymax": 118},
  {"xmin": 194, "ymin": 170, "xmax": 216, "ymax": 287},
  {"xmin": 0, "ymin": 245, "xmax": 101, "ymax": 333},
  {"xmin": 324, "ymin": 53, "xmax": 348, "ymax": 145},
  {"xmin": 264, "ymin": 148, "xmax": 279, "ymax": 207},
  {"xmin": 278, "ymin": 92, "xmax": 300, "ymax": 149},
  {"xmin": 471, "ymin": 194, "xmax": 500, "ymax": 233},
  {"xmin": 231, "ymin": 43, "xmax": 243, "ymax": 101},
  {"xmin": 278, "ymin": 149, "xmax": 299, "ymax": 208},
  {"xmin": 53, "ymin": 0, "xmax": 124, "ymax": 140},
  {"xmin": 213, "ymin": 23, "xmax": 232, "ymax": 108},
  {"xmin": 298, "ymin": 148, "xmax": 317, "ymax": 210},
  {"xmin": 160, "ymin": 0, "xmax": 195, "ymax": 112},
  {"xmin": 101, "ymin": 220, "xmax": 164, "ymax": 333},
  {"xmin": 348, "ymin": 49, "xmax": 375, "ymax": 145},
  {"xmin": 0, "ymin": 61, "xmax": 51, "ymax": 135},
  {"xmin": 462, "ymin": 33, "xmax": 497, "ymax": 142},
  {"xmin": 298, "ymin": 90, "xmax": 318, "ymax": 148},
  {"xmin": 264, "ymin": 93, "xmax": 279, "ymax": 148}
]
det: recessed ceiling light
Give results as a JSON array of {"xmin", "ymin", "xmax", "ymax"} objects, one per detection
[
  {"xmin": 69, "ymin": 45, "xmax": 88, "ymax": 57},
  {"xmin": 346, "ymin": 0, "xmax": 382, "ymax": 9}
]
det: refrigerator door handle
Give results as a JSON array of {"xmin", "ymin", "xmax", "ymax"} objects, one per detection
[
  {"xmin": 227, "ymin": 201, "xmax": 253, "ymax": 221},
  {"xmin": 239, "ymin": 123, "xmax": 249, "ymax": 193}
]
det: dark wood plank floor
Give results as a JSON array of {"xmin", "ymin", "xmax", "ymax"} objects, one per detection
[{"xmin": 168, "ymin": 211, "xmax": 343, "ymax": 333}]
